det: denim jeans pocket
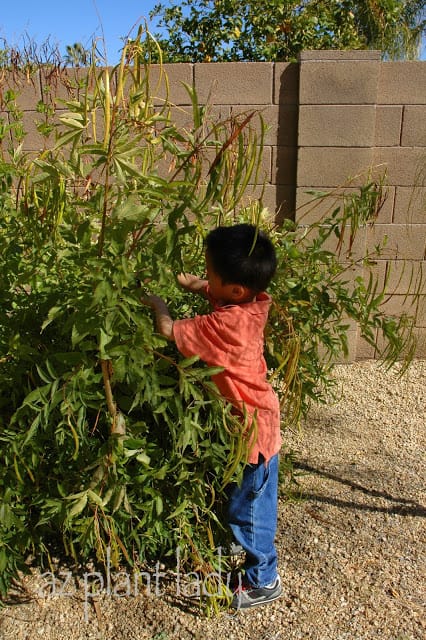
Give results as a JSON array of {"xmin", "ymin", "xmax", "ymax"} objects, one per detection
[{"xmin": 250, "ymin": 460, "xmax": 270, "ymax": 498}]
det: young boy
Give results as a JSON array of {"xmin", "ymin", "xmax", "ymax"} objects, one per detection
[{"xmin": 144, "ymin": 223, "xmax": 282, "ymax": 609}]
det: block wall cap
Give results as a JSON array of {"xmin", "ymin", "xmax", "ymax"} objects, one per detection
[{"xmin": 299, "ymin": 50, "xmax": 382, "ymax": 62}]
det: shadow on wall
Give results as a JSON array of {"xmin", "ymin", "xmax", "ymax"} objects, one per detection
[{"xmin": 275, "ymin": 62, "xmax": 299, "ymax": 223}]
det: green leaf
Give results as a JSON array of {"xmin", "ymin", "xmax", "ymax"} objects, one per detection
[
  {"xmin": 87, "ymin": 489, "xmax": 104, "ymax": 507},
  {"xmin": 167, "ymin": 500, "xmax": 189, "ymax": 520},
  {"xmin": 67, "ymin": 493, "xmax": 88, "ymax": 518},
  {"xmin": 136, "ymin": 452, "xmax": 151, "ymax": 465},
  {"xmin": 41, "ymin": 306, "xmax": 63, "ymax": 331},
  {"xmin": 180, "ymin": 355, "xmax": 201, "ymax": 368}
]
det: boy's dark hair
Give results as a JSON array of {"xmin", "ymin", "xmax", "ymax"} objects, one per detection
[{"xmin": 205, "ymin": 223, "xmax": 277, "ymax": 293}]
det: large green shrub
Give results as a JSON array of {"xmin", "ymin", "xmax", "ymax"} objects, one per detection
[{"xmin": 0, "ymin": 30, "xmax": 418, "ymax": 610}]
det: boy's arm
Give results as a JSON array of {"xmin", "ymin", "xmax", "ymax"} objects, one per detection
[
  {"xmin": 142, "ymin": 295, "xmax": 175, "ymax": 341},
  {"xmin": 177, "ymin": 273, "xmax": 208, "ymax": 296}
]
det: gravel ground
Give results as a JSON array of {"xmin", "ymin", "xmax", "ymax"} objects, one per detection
[{"xmin": 1, "ymin": 360, "xmax": 425, "ymax": 640}]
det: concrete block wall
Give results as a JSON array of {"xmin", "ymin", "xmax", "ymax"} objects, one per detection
[
  {"xmin": 375, "ymin": 60, "xmax": 426, "ymax": 359},
  {"xmin": 294, "ymin": 51, "xmax": 425, "ymax": 359},
  {"xmin": 1, "ymin": 53, "xmax": 425, "ymax": 359},
  {"xmin": 156, "ymin": 62, "xmax": 299, "ymax": 218}
]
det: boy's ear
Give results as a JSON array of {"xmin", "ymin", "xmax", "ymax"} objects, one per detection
[{"xmin": 230, "ymin": 284, "xmax": 250, "ymax": 301}]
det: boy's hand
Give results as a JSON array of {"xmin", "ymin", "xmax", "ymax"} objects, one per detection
[
  {"xmin": 141, "ymin": 294, "xmax": 165, "ymax": 310},
  {"xmin": 177, "ymin": 273, "xmax": 197, "ymax": 289},
  {"xmin": 141, "ymin": 294, "xmax": 174, "ymax": 341},
  {"xmin": 177, "ymin": 273, "xmax": 208, "ymax": 295}
]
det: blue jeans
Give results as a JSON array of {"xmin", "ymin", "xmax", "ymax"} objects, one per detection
[{"xmin": 227, "ymin": 453, "xmax": 279, "ymax": 587}]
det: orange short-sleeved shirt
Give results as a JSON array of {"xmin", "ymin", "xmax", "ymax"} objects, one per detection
[{"xmin": 173, "ymin": 290, "xmax": 281, "ymax": 464}]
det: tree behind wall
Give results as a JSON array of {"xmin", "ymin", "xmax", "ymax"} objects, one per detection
[{"xmin": 150, "ymin": 0, "xmax": 426, "ymax": 62}]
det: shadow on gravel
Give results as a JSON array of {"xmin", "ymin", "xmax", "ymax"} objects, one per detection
[
  {"xmin": 296, "ymin": 462, "xmax": 426, "ymax": 518},
  {"xmin": 0, "ymin": 580, "xmax": 34, "ymax": 607}
]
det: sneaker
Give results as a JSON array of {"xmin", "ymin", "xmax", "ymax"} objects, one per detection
[
  {"xmin": 231, "ymin": 575, "xmax": 282, "ymax": 609},
  {"xmin": 228, "ymin": 542, "xmax": 244, "ymax": 556}
]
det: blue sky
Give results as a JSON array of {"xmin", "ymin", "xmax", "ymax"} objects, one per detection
[
  {"xmin": 0, "ymin": 1, "xmax": 161, "ymax": 64},
  {"xmin": 1, "ymin": 0, "xmax": 425, "ymax": 63}
]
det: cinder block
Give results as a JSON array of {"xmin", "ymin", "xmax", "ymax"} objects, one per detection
[
  {"xmin": 401, "ymin": 106, "xmax": 426, "ymax": 147},
  {"xmin": 275, "ymin": 185, "xmax": 296, "ymax": 222},
  {"xmin": 364, "ymin": 260, "xmax": 388, "ymax": 292},
  {"xmin": 297, "ymin": 147, "xmax": 374, "ymax": 187},
  {"xmin": 236, "ymin": 183, "xmax": 293, "ymax": 222},
  {"xmin": 385, "ymin": 260, "xmax": 425, "ymax": 295},
  {"xmin": 299, "ymin": 61, "xmax": 380, "ymax": 105},
  {"xmin": 17, "ymin": 110, "xmax": 47, "ymax": 151},
  {"xmin": 338, "ymin": 329, "xmax": 358, "ymax": 363},
  {"xmin": 276, "ymin": 105, "xmax": 298, "ymax": 147},
  {"xmin": 411, "ymin": 328, "xmax": 426, "ymax": 357},
  {"xmin": 249, "ymin": 105, "xmax": 281, "ymax": 146},
  {"xmin": 298, "ymin": 105, "xmax": 376, "ymax": 147},
  {"xmin": 118, "ymin": 64, "xmax": 194, "ymax": 107},
  {"xmin": 341, "ymin": 319, "xmax": 361, "ymax": 364},
  {"xmin": 40, "ymin": 64, "xmax": 194, "ymax": 111},
  {"xmin": 0, "ymin": 109, "xmax": 11, "ymax": 146},
  {"xmin": 235, "ymin": 182, "xmax": 274, "ymax": 213},
  {"xmin": 150, "ymin": 64, "xmax": 194, "ymax": 106},
  {"xmin": 261, "ymin": 105, "xmax": 298, "ymax": 147},
  {"xmin": 227, "ymin": 104, "xmax": 297, "ymax": 147},
  {"xmin": 238, "ymin": 183, "xmax": 289, "ymax": 221},
  {"xmin": 273, "ymin": 62, "xmax": 299, "ymax": 105},
  {"xmin": 273, "ymin": 146, "xmax": 298, "ymax": 186},
  {"xmin": 355, "ymin": 331, "xmax": 377, "ymax": 360},
  {"xmin": 308, "ymin": 262, "xmax": 387, "ymax": 310},
  {"xmin": 169, "ymin": 103, "xmax": 231, "ymax": 132},
  {"xmin": 377, "ymin": 186, "xmax": 395, "ymax": 223},
  {"xmin": 1, "ymin": 70, "xmax": 42, "ymax": 107},
  {"xmin": 299, "ymin": 51, "xmax": 381, "ymax": 61},
  {"xmin": 373, "ymin": 148, "xmax": 426, "ymax": 187},
  {"xmin": 255, "ymin": 183, "xmax": 280, "ymax": 216},
  {"xmin": 379, "ymin": 294, "xmax": 425, "ymax": 327},
  {"xmin": 158, "ymin": 141, "xmax": 270, "ymax": 186},
  {"xmin": 393, "ymin": 187, "xmax": 426, "ymax": 224},
  {"xmin": 297, "ymin": 223, "xmax": 367, "ymax": 262},
  {"xmin": 374, "ymin": 325, "xmax": 425, "ymax": 359},
  {"xmin": 40, "ymin": 67, "xmax": 88, "ymax": 104},
  {"xmin": 337, "ymin": 263, "xmax": 365, "ymax": 295},
  {"xmin": 378, "ymin": 62, "xmax": 426, "ymax": 105},
  {"xmin": 295, "ymin": 187, "xmax": 393, "ymax": 225},
  {"xmin": 366, "ymin": 224, "xmax": 426, "ymax": 261},
  {"xmin": 316, "ymin": 325, "xmax": 358, "ymax": 364},
  {"xmin": 194, "ymin": 62, "xmax": 273, "ymax": 105},
  {"xmin": 375, "ymin": 106, "xmax": 402, "ymax": 147},
  {"xmin": 255, "ymin": 145, "xmax": 272, "ymax": 184},
  {"xmin": 295, "ymin": 188, "xmax": 336, "ymax": 224}
]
